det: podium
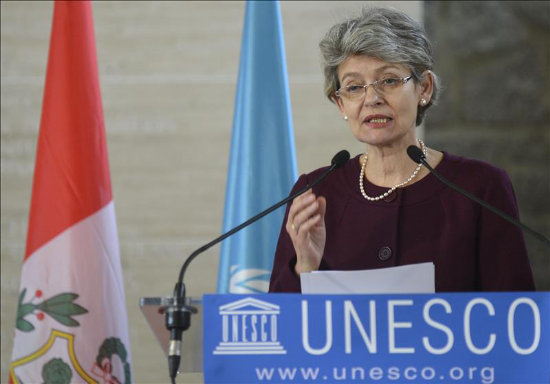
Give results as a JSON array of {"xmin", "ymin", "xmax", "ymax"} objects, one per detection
[{"xmin": 142, "ymin": 292, "xmax": 549, "ymax": 383}]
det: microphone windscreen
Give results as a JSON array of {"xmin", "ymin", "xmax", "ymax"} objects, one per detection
[
  {"xmin": 407, "ymin": 145, "xmax": 425, "ymax": 164},
  {"xmin": 331, "ymin": 150, "xmax": 350, "ymax": 168}
]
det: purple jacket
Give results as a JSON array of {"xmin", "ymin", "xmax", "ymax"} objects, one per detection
[{"xmin": 269, "ymin": 152, "xmax": 535, "ymax": 292}]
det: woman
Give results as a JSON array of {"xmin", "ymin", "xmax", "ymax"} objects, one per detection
[{"xmin": 269, "ymin": 7, "xmax": 534, "ymax": 292}]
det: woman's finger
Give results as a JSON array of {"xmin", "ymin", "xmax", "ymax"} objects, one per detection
[
  {"xmin": 296, "ymin": 213, "xmax": 322, "ymax": 235},
  {"xmin": 287, "ymin": 190, "xmax": 316, "ymax": 234},
  {"xmin": 292, "ymin": 200, "xmax": 319, "ymax": 235}
]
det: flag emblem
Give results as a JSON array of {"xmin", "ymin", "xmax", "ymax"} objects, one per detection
[
  {"xmin": 9, "ymin": 330, "xmax": 95, "ymax": 384},
  {"xmin": 229, "ymin": 265, "xmax": 272, "ymax": 293},
  {"xmin": 16, "ymin": 288, "xmax": 88, "ymax": 332}
]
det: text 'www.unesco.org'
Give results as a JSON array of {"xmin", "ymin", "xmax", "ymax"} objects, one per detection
[{"xmin": 255, "ymin": 365, "xmax": 495, "ymax": 383}]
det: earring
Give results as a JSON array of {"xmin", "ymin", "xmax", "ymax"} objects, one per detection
[
  {"xmin": 344, "ymin": 116, "xmax": 348, "ymax": 121},
  {"xmin": 420, "ymin": 98, "xmax": 428, "ymax": 107}
]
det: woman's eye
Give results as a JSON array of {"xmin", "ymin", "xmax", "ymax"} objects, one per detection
[
  {"xmin": 381, "ymin": 78, "xmax": 399, "ymax": 86},
  {"xmin": 346, "ymin": 85, "xmax": 363, "ymax": 93}
]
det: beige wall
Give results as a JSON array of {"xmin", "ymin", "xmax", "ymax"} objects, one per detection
[{"xmin": 1, "ymin": 1, "xmax": 421, "ymax": 382}]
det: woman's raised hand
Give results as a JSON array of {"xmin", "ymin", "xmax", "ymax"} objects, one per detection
[{"xmin": 286, "ymin": 189, "xmax": 327, "ymax": 274}]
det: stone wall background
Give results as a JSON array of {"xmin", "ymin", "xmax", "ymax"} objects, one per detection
[{"xmin": 424, "ymin": 1, "xmax": 549, "ymax": 289}]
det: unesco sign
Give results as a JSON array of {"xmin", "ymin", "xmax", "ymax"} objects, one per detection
[{"xmin": 203, "ymin": 293, "xmax": 549, "ymax": 384}]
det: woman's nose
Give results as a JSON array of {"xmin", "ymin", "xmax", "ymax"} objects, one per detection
[{"xmin": 363, "ymin": 85, "xmax": 382, "ymax": 106}]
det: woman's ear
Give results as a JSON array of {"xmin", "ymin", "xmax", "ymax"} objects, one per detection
[{"xmin": 419, "ymin": 70, "xmax": 434, "ymax": 103}]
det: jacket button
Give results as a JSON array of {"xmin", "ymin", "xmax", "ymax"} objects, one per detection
[{"xmin": 378, "ymin": 246, "xmax": 392, "ymax": 261}]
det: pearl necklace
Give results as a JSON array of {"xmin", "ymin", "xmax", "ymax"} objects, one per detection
[{"xmin": 359, "ymin": 139, "xmax": 427, "ymax": 201}]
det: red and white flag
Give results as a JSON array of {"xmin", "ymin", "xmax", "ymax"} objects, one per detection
[{"xmin": 9, "ymin": 2, "xmax": 132, "ymax": 383}]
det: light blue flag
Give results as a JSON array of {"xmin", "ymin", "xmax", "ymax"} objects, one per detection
[{"xmin": 217, "ymin": 1, "xmax": 297, "ymax": 294}]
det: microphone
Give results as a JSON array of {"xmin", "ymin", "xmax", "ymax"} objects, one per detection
[
  {"xmin": 406, "ymin": 145, "xmax": 426, "ymax": 164},
  {"xmin": 165, "ymin": 150, "xmax": 350, "ymax": 382},
  {"xmin": 407, "ymin": 145, "xmax": 550, "ymax": 248}
]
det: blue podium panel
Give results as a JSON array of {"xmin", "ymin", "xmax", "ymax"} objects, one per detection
[{"xmin": 203, "ymin": 293, "xmax": 549, "ymax": 384}]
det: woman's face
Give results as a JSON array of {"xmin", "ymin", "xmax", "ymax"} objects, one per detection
[{"xmin": 335, "ymin": 55, "xmax": 432, "ymax": 148}]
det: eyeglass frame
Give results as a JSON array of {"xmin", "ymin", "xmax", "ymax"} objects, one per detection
[{"xmin": 334, "ymin": 75, "xmax": 414, "ymax": 100}]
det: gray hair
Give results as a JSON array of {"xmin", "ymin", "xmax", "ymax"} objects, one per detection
[{"xmin": 319, "ymin": 6, "xmax": 441, "ymax": 126}]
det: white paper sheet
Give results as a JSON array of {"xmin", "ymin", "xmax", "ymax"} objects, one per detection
[{"xmin": 300, "ymin": 262, "xmax": 435, "ymax": 294}]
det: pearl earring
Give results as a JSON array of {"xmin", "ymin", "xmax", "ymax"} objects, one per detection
[
  {"xmin": 344, "ymin": 116, "xmax": 348, "ymax": 121},
  {"xmin": 420, "ymin": 98, "xmax": 428, "ymax": 107}
]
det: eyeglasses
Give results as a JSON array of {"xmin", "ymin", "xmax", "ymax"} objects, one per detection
[{"xmin": 335, "ymin": 75, "xmax": 413, "ymax": 101}]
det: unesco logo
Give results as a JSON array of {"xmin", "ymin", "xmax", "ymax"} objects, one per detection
[{"xmin": 213, "ymin": 297, "xmax": 286, "ymax": 355}]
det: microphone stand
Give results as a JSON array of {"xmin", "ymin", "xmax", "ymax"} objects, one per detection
[{"xmin": 407, "ymin": 146, "xmax": 550, "ymax": 248}]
